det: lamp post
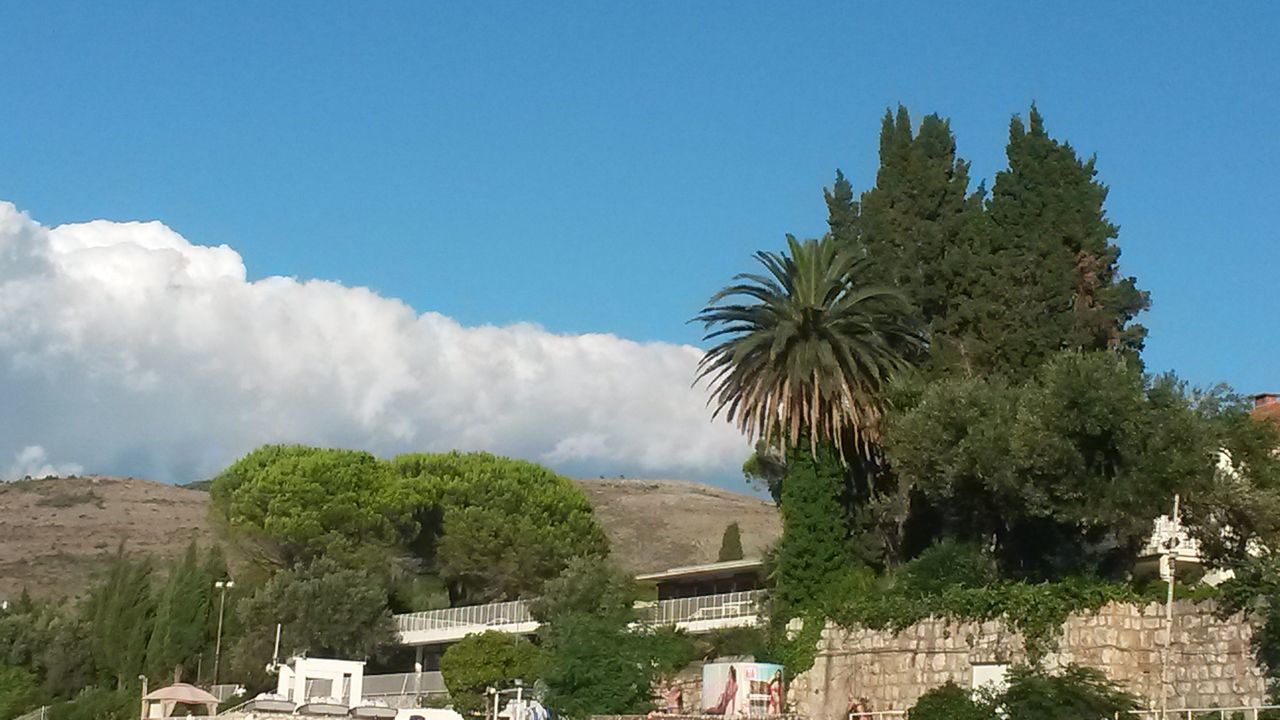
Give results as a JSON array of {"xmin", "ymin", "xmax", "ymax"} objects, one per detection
[
  {"xmin": 138, "ymin": 674, "xmax": 148, "ymax": 720},
  {"xmin": 213, "ymin": 579, "xmax": 235, "ymax": 686},
  {"xmin": 1159, "ymin": 495, "xmax": 1181, "ymax": 719}
]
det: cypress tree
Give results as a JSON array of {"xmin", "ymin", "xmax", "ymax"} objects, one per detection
[
  {"xmin": 823, "ymin": 169, "xmax": 859, "ymax": 246},
  {"xmin": 983, "ymin": 105, "xmax": 1149, "ymax": 376},
  {"xmin": 85, "ymin": 547, "xmax": 156, "ymax": 688},
  {"xmin": 826, "ymin": 106, "xmax": 988, "ymax": 375},
  {"xmin": 772, "ymin": 445, "xmax": 850, "ymax": 617},
  {"xmin": 147, "ymin": 542, "xmax": 214, "ymax": 682},
  {"xmin": 717, "ymin": 522, "xmax": 744, "ymax": 562}
]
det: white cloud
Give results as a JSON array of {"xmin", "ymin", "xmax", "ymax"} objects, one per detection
[
  {"xmin": 5, "ymin": 446, "xmax": 83, "ymax": 481},
  {"xmin": 0, "ymin": 201, "xmax": 748, "ymax": 484}
]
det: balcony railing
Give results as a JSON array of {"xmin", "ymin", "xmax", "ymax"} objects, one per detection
[
  {"xmin": 396, "ymin": 599, "xmax": 534, "ymax": 635},
  {"xmin": 362, "ymin": 671, "xmax": 448, "ymax": 697},
  {"xmin": 645, "ymin": 590, "xmax": 764, "ymax": 625},
  {"xmin": 393, "ymin": 590, "xmax": 765, "ymax": 643}
]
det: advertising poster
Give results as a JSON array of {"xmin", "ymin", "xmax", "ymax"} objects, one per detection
[{"xmin": 701, "ymin": 662, "xmax": 784, "ymax": 717}]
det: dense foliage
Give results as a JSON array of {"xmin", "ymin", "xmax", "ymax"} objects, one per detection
[
  {"xmin": 0, "ymin": 665, "xmax": 40, "ymax": 720},
  {"xmin": 907, "ymin": 665, "xmax": 1139, "ymax": 720},
  {"xmin": 0, "ymin": 545, "xmax": 224, "ymax": 719},
  {"xmin": 394, "ymin": 451, "xmax": 609, "ymax": 605},
  {"xmin": 999, "ymin": 664, "xmax": 1140, "ymax": 719},
  {"xmin": 907, "ymin": 682, "xmax": 993, "ymax": 720},
  {"xmin": 770, "ymin": 444, "xmax": 852, "ymax": 616},
  {"xmin": 826, "ymin": 106, "xmax": 1148, "ymax": 381},
  {"xmin": 231, "ymin": 556, "xmax": 397, "ymax": 681},
  {"xmin": 439, "ymin": 632, "xmax": 539, "ymax": 715},
  {"xmin": 210, "ymin": 445, "xmax": 417, "ymax": 568},
  {"xmin": 532, "ymin": 557, "xmax": 695, "ymax": 719},
  {"xmin": 885, "ymin": 353, "xmax": 1210, "ymax": 579}
]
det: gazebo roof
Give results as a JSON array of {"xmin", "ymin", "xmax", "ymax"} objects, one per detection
[{"xmin": 143, "ymin": 683, "xmax": 221, "ymax": 705}]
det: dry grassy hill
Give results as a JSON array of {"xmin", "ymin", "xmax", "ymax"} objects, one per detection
[
  {"xmin": 0, "ymin": 475, "xmax": 778, "ymax": 600},
  {"xmin": 576, "ymin": 478, "xmax": 780, "ymax": 575}
]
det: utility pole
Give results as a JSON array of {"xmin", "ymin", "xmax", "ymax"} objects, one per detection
[
  {"xmin": 213, "ymin": 579, "xmax": 235, "ymax": 686},
  {"xmin": 1159, "ymin": 494, "xmax": 1181, "ymax": 719}
]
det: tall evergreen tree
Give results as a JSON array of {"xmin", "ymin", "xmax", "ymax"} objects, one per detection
[
  {"xmin": 982, "ymin": 105, "xmax": 1149, "ymax": 377},
  {"xmin": 825, "ymin": 106, "xmax": 988, "ymax": 374},
  {"xmin": 146, "ymin": 543, "xmax": 216, "ymax": 682},
  {"xmin": 823, "ymin": 169, "xmax": 859, "ymax": 246},
  {"xmin": 771, "ymin": 445, "xmax": 851, "ymax": 616},
  {"xmin": 717, "ymin": 522, "xmax": 744, "ymax": 562},
  {"xmin": 84, "ymin": 548, "xmax": 156, "ymax": 689}
]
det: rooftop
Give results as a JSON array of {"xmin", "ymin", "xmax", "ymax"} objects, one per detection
[
  {"xmin": 634, "ymin": 557, "xmax": 765, "ymax": 583},
  {"xmin": 1253, "ymin": 393, "xmax": 1280, "ymax": 424}
]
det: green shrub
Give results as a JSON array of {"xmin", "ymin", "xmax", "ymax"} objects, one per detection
[
  {"xmin": 48, "ymin": 686, "xmax": 136, "ymax": 720},
  {"xmin": 907, "ymin": 682, "xmax": 995, "ymax": 720},
  {"xmin": 896, "ymin": 540, "xmax": 998, "ymax": 598},
  {"xmin": 439, "ymin": 631, "xmax": 539, "ymax": 715},
  {"xmin": 1000, "ymin": 664, "xmax": 1139, "ymax": 720},
  {"xmin": 0, "ymin": 665, "xmax": 42, "ymax": 719}
]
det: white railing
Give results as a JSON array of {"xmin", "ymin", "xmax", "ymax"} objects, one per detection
[
  {"xmin": 1130, "ymin": 707, "xmax": 1280, "ymax": 719},
  {"xmin": 362, "ymin": 671, "xmax": 448, "ymax": 697},
  {"xmin": 396, "ymin": 600, "xmax": 533, "ymax": 634},
  {"xmin": 646, "ymin": 590, "xmax": 765, "ymax": 626},
  {"xmin": 393, "ymin": 590, "xmax": 765, "ymax": 645}
]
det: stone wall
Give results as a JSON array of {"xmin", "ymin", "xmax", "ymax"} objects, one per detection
[{"xmin": 789, "ymin": 600, "xmax": 1266, "ymax": 717}]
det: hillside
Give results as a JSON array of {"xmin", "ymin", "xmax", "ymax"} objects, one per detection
[
  {"xmin": 576, "ymin": 478, "xmax": 780, "ymax": 575},
  {"xmin": 0, "ymin": 475, "xmax": 779, "ymax": 600}
]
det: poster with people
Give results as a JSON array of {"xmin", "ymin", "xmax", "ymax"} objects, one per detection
[{"xmin": 701, "ymin": 662, "xmax": 784, "ymax": 717}]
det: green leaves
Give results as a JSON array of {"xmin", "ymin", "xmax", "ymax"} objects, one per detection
[
  {"xmin": 0, "ymin": 665, "xmax": 41, "ymax": 719},
  {"xmin": 532, "ymin": 558, "xmax": 690, "ymax": 719},
  {"xmin": 394, "ymin": 451, "xmax": 609, "ymax": 605},
  {"xmin": 885, "ymin": 351, "xmax": 1220, "ymax": 579},
  {"xmin": 695, "ymin": 235, "xmax": 924, "ymax": 458},
  {"xmin": 211, "ymin": 445, "xmax": 416, "ymax": 568},
  {"xmin": 907, "ymin": 666, "xmax": 1140, "ymax": 720},
  {"xmin": 771, "ymin": 443, "xmax": 852, "ymax": 618},
  {"xmin": 210, "ymin": 446, "xmax": 608, "ymax": 606},
  {"xmin": 439, "ymin": 632, "xmax": 539, "ymax": 715},
  {"xmin": 231, "ymin": 556, "xmax": 396, "ymax": 680}
]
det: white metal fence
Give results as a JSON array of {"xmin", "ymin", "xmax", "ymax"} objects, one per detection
[
  {"xmin": 393, "ymin": 590, "xmax": 764, "ymax": 639},
  {"xmin": 396, "ymin": 600, "xmax": 533, "ymax": 634},
  {"xmin": 646, "ymin": 590, "xmax": 764, "ymax": 625}
]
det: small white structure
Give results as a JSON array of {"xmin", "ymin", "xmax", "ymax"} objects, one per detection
[
  {"xmin": 142, "ymin": 683, "xmax": 221, "ymax": 718},
  {"xmin": 277, "ymin": 657, "xmax": 367, "ymax": 709}
]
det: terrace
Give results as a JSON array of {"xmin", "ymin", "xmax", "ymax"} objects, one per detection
[{"xmin": 394, "ymin": 589, "xmax": 766, "ymax": 646}]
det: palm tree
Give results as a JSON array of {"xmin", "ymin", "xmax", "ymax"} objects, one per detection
[{"xmin": 694, "ymin": 235, "xmax": 923, "ymax": 459}]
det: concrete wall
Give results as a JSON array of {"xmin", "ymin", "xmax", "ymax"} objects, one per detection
[{"xmin": 789, "ymin": 600, "xmax": 1267, "ymax": 717}]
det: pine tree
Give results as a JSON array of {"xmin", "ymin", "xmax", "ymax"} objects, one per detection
[{"xmin": 717, "ymin": 522, "xmax": 744, "ymax": 562}]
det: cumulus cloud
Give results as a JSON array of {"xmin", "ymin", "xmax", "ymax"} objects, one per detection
[
  {"xmin": 0, "ymin": 201, "xmax": 748, "ymax": 484},
  {"xmin": 5, "ymin": 446, "xmax": 83, "ymax": 480}
]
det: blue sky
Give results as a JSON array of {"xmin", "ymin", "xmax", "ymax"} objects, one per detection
[{"xmin": 1, "ymin": 3, "xmax": 1278, "ymax": 485}]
